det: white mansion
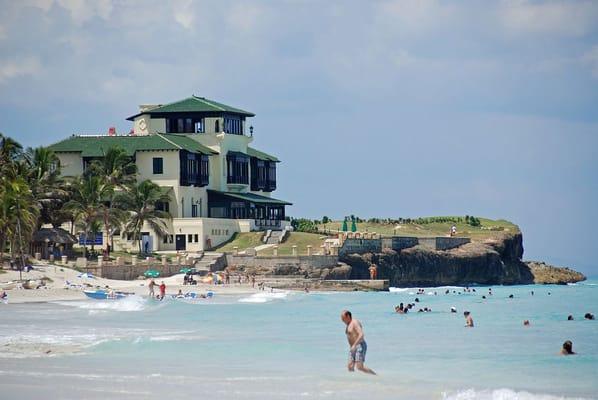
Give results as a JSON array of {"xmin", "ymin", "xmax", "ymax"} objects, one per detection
[{"xmin": 49, "ymin": 95, "xmax": 291, "ymax": 253}]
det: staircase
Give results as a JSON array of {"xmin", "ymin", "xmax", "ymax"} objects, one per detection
[
  {"xmin": 265, "ymin": 230, "xmax": 286, "ymax": 244},
  {"xmin": 193, "ymin": 252, "xmax": 226, "ymax": 272}
]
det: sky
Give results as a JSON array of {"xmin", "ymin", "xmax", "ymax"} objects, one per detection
[{"xmin": 0, "ymin": 0, "xmax": 597, "ymax": 274}]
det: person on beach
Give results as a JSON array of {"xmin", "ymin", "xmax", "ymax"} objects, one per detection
[
  {"xmin": 149, "ymin": 279, "xmax": 156, "ymax": 297},
  {"xmin": 561, "ymin": 340, "xmax": 576, "ymax": 355},
  {"xmin": 368, "ymin": 264, "xmax": 377, "ymax": 280},
  {"xmin": 464, "ymin": 311, "xmax": 474, "ymax": 327},
  {"xmin": 159, "ymin": 281, "xmax": 166, "ymax": 300},
  {"xmin": 341, "ymin": 310, "xmax": 376, "ymax": 375}
]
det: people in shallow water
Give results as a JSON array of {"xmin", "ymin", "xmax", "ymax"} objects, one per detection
[
  {"xmin": 561, "ymin": 340, "xmax": 576, "ymax": 355},
  {"xmin": 508, "ymin": 294, "xmax": 514, "ymax": 298},
  {"xmin": 464, "ymin": 311, "xmax": 474, "ymax": 327},
  {"xmin": 523, "ymin": 320, "xmax": 530, "ymax": 326},
  {"xmin": 341, "ymin": 310, "xmax": 376, "ymax": 375},
  {"xmin": 451, "ymin": 307, "xmax": 457, "ymax": 313},
  {"xmin": 567, "ymin": 315, "xmax": 574, "ymax": 321},
  {"xmin": 395, "ymin": 303, "xmax": 405, "ymax": 314},
  {"xmin": 584, "ymin": 313, "xmax": 595, "ymax": 320}
]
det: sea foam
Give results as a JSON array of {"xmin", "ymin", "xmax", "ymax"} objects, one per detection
[
  {"xmin": 238, "ymin": 291, "xmax": 289, "ymax": 303},
  {"xmin": 443, "ymin": 388, "xmax": 589, "ymax": 400},
  {"xmin": 54, "ymin": 295, "xmax": 147, "ymax": 312}
]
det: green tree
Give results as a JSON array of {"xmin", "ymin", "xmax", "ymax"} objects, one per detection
[
  {"xmin": 115, "ymin": 180, "xmax": 172, "ymax": 254},
  {"xmin": 322, "ymin": 216, "xmax": 330, "ymax": 224},
  {"xmin": 64, "ymin": 175, "xmax": 110, "ymax": 258},
  {"xmin": 86, "ymin": 146, "xmax": 138, "ymax": 252}
]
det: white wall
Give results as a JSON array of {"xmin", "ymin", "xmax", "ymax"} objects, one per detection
[{"xmin": 57, "ymin": 153, "xmax": 83, "ymax": 177}]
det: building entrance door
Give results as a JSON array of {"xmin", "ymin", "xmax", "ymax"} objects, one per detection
[{"xmin": 175, "ymin": 234, "xmax": 186, "ymax": 251}]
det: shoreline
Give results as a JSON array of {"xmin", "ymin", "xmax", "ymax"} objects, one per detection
[{"xmin": 1, "ymin": 265, "xmax": 268, "ymax": 304}]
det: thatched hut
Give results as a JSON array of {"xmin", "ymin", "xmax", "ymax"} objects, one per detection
[{"xmin": 30, "ymin": 228, "xmax": 77, "ymax": 259}]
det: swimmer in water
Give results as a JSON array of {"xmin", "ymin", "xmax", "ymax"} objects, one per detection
[
  {"xmin": 464, "ymin": 311, "xmax": 474, "ymax": 327},
  {"xmin": 584, "ymin": 313, "xmax": 595, "ymax": 320},
  {"xmin": 560, "ymin": 340, "xmax": 575, "ymax": 355},
  {"xmin": 567, "ymin": 315, "xmax": 574, "ymax": 321},
  {"xmin": 523, "ymin": 320, "xmax": 530, "ymax": 326}
]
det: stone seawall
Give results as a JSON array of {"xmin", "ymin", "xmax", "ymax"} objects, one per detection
[
  {"xmin": 339, "ymin": 236, "xmax": 471, "ymax": 256},
  {"xmin": 225, "ymin": 255, "xmax": 339, "ymax": 269}
]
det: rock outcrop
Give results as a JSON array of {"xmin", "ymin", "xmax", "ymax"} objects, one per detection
[
  {"xmin": 341, "ymin": 232, "xmax": 584, "ymax": 286},
  {"xmin": 525, "ymin": 261, "xmax": 586, "ymax": 284}
]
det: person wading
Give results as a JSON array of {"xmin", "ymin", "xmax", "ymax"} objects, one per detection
[{"xmin": 341, "ymin": 310, "xmax": 376, "ymax": 375}]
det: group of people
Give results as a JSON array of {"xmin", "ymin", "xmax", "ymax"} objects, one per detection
[{"xmin": 148, "ymin": 279, "xmax": 166, "ymax": 300}]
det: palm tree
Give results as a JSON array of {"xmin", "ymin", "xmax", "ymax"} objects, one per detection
[
  {"xmin": 85, "ymin": 146, "xmax": 137, "ymax": 252},
  {"xmin": 23, "ymin": 146, "xmax": 69, "ymax": 229},
  {"xmin": 64, "ymin": 175, "xmax": 110, "ymax": 258},
  {"xmin": 0, "ymin": 175, "xmax": 39, "ymax": 275},
  {"xmin": 115, "ymin": 180, "xmax": 172, "ymax": 254}
]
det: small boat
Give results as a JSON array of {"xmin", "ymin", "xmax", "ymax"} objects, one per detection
[{"xmin": 84, "ymin": 290, "xmax": 129, "ymax": 300}]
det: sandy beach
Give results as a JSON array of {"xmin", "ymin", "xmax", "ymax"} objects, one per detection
[{"xmin": 1, "ymin": 263, "xmax": 263, "ymax": 304}]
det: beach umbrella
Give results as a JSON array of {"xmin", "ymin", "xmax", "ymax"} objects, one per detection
[
  {"xmin": 351, "ymin": 220, "xmax": 357, "ymax": 232},
  {"xmin": 144, "ymin": 269, "xmax": 160, "ymax": 278},
  {"xmin": 342, "ymin": 219, "xmax": 348, "ymax": 232},
  {"xmin": 179, "ymin": 267, "xmax": 192, "ymax": 274}
]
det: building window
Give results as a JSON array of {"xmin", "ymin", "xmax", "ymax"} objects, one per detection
[
  {"xmin": 166, "ymin": 117, "xmax": 205, "ymax": 134},
  {"xmin": 187, "ymin": 234, "xmax": 192, "ymax": 243},
  {"xmin": 163, "ymin": 235, "xmax": 168, "ymax": 244},
  {"xmin": 215, "ymin": 120, "xmax": 219, "ymax": 132},
  {"xmin": 226, "ymin": 153, "xmax": 249, "ymax": 184},
  {"xmin": 224, "ymin": 117, "xmax": 242, "ymax": 135},
  {"xmin": 192, "ymin": 204, "xmax": 198, "ymax": 217},
  {"xmin": 195, "ymin": 119, "xmax": 204, "ymax": 133},
  {"xmin": 194, "ymin": 234, "xmax": 199, "ymax": 243},
  {"xmin": 156, "ymin": 201, "xmax": 169, "ymax": 212},
  {"xmin": 153, "ymin": 157, "xmax": 163, "ymax": 174}
]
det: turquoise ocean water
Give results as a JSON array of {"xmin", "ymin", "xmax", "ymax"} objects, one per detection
[{"xmin": 1, "ymin": 280, "xmax": 597, "ymax": 399}]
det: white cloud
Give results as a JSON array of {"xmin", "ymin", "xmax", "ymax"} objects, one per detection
[
  {"xmin": 582, "ymin": 46, "xmax": 598, "ymax": 78},
  {"xmin": 499, "ymin": 0, "xmax": 598, "ymax": 37},
  {"xmin": 56, "ymin": 0, "xmax": 113, "ymax": 25},
  {"xmin": 0, "ymin": 57, "xmax": 42, "ymax": 84},
  {"xmin": 173, "ymin": 0, "xmax": 194, "ymax": 30}
]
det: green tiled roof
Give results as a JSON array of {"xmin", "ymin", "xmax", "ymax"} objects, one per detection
[
  {"xmin": 126, "ymin": 96, "xmax": 255, "ymax": 120},
  {"xmin": 48, "ymin": 134, "xmax": 217, "ymax": 157},
  {"xmin": 247, "ymin": 147, "xmax": 279, "ymax": 162},
  {"xmin": 209, "ymin": 190, "xmax": 292, "ymax": 206}
]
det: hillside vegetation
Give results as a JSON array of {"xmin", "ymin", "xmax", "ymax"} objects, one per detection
[
  {"xmin": 315, "ymin": 216, "xmax": 519, "ymax": 241},
  {"xmin": 213, "ymin": 232, "xmax": 326, "ymax": 255}
]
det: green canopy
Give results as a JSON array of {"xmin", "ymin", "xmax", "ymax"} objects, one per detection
[
  {"xmin": 342, "ymin": 220, "xmax": 348, "ymax": 232},
  {"xmin": 179, "ymin": 268, "xmax": 193, "ymax": 274},
  {"xmin": 144, "ymin": 269, "xmax": 160, "ymax": 278}
]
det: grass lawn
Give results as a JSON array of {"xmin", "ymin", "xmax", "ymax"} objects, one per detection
[
  {"xmin": 257, "ymin": 232, "xmax": 328, "ymax": 256},
  {"xmin": 213, "ymin": 232, "xmax": 265, "ymax": 253},
  {"xmin": 316, "ymin": 217, "xmax": 519, "ymax": 241}
]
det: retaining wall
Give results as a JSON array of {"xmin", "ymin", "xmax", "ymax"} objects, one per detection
[{"xmin": 225, "ymin": 254, "xmax": 339, "ymax": 269}]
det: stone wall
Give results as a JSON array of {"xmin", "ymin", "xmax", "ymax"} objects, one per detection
[
  {"xmin": 338, "ymin": 239, "xmax": 382, "ymax": 257},
  {"xmin": 225, "ymin": 254, "xmax": 339, "ymax": 270},
  {"xmin": 340, "ymin": 236, "xmax": 469, "ymax": 256},
  {"xmin": 418, "ymin": 237, "xmax": 470, "ymax": 251}
]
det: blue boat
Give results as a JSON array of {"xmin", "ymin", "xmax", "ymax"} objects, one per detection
[{"xmin": 83, "ymin": 290, "xmax": 128, "ymax": 300}]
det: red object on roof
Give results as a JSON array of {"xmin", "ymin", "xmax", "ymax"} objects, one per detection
[{"xmin": 108, "ymin": 127, "xmax": 116, "ymax": 136}]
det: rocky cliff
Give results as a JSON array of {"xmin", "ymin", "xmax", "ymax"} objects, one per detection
[{"xmin": 341, "ymin": 232, "xmax": 585, "ymax": 286}]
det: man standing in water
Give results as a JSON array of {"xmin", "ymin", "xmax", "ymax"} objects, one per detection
[{"xmin": 341, "ymin": 310, "xmax": 376, "ymax": 375}]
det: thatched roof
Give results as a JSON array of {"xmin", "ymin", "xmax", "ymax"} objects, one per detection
[{"xmin": 32, "ymin": 228, "xmax": 77, "ymax": 244}]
